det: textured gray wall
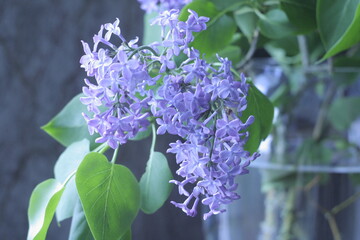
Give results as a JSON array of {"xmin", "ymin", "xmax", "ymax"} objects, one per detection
[{"xmin": 0, "ymin": 0, "xmax": 203, "ymax": 239}]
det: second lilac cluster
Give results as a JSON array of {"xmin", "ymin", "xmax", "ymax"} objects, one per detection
[
  {"xmin": 153, "ymin": 54, "xmax": 259, "ymax": 219},
  {"xmin": 148, "ymin": 11, "xmax": 259, "ymax": 219}
]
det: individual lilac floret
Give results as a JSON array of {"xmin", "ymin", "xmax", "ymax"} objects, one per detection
[{"xmin": 138, "ymin": 0, "xmax": 193, "ymax": 13}]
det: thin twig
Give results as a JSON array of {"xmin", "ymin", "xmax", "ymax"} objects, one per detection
[
  {"xmin": 324, "ymin": 212, "xmax": 342, "ymax": 240},
  {"xmin": 236, "ymin": 28, "xmax": 260, "ymax": 70},
  {"xmin": 297, "ymin": 35, "xmax": 310, "ymax": 68},
  {"xmin": 312, "ymin": 81, "xmax": 337, "ymax": 141},
  {"xmin": 305, "ymin": 190, "xmax": 342, "ymax": 240},
  {"xmin": 331, "ymin": 191, "xmax": 360, "ymax": 215},
  {"xmin": 304, "ymin": 175, "xmax": 321, "ymax": 192}
]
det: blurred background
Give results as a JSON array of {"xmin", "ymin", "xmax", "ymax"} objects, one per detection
[
  {"xmin": 0, "ymin": 0, "xmax": 204, "ymax": 239},
  {"xmin": 2, "ymin": 1, "xmax": 360, "ymax": 240}
]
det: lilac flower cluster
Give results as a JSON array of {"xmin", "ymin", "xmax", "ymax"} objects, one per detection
[
  {"xmin": 154, "ymin": 55, "xmax": 259, "ymax": 219},
  {"xmin": 80, "ymin": 9, "xmax": 259, "ymax": 219},
  {"xmin": 79, "ymin": 18, "xmax": 155, "ymax": 149},
  {"xmin": 138, "ymin": 0, "xmax": 192, "ymax": 13}
]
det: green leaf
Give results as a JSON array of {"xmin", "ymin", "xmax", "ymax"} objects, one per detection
[
  {"xmin": 333, "ymin": 57, "xmax": 360, "ymax": 85},
  {"xmin": 54, "ymin": 139, "xmax": 90, "ymax": 222},
  {"xmin": 328, "ymin": 97, "xmax": 360, "ymax": 131},
  {"xmin": 210, "ymin": 0, "xmax": 245, "ymax": 10},
  {"xmin": 76, "ymin": 152, "xmax": 140, "ymax": 240},
  {"xmin": 306, "ymin": 31, "xmax": 326, "ymax": 63},
  {"xmin": 318, "ymin": 0, "xmax": 360, "ymax": 60},
  {"xmin": 54, "ymin": 139, "xmax": 90, "ymax": 182},
  {"xmin": 143, "ymin": 12, "xmax": 162, "ymax": 45},
  {"xmin": 120, "ymin": 230, "xmax": 132, "ymax": 240},
  {"xmin": 140, "ymin": 151, "xmax": 173, "ymax": 214},
  {"xmin": 56, "ymin": 179, "xmax": 78, "ymax": 223},
  {"xmin": 242, "ymin": 83, "xmax": 274, "ymax": 153},
  {"xmin": 206, "ymin": 45, "xmax": 242, "ymax": 63},
  {"xmin": 41, "ymin": 94, "xmax": 99, "ymax": 149},
  {"xmin": 266, "ymin": 35, "xmax": 300, "ymax": 56},
  {"xmin": 258, "ymin": 9, "xmax": 296, "ymax": 39},
  {"xmin": 234, "ymin": 7, "xmax": 259, "ymax": 40},
  {"xmin": 179, "ymin": 0, "xmax": 237, "ymax": 57},
  {"xmin": 280, "ymin": 0, "xmax": 316, "ymax": 34},
  {"xmin": 69, "ymin": 201, "xmax": 94, "ymax": 240},
  {"xmin": 27, "ymin": 179, "xmax": 65, "ymax": 240}
]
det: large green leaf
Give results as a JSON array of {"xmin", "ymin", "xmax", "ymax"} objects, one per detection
[
  {"xmin": 333, "ymin": 57, "xmax": 360, "ymax": 85},
  {"xmin": 179, "ymin": 0, "xmax": 237, "ymax": 57},
  {"xmin": 280, "ymin": 0, "xmax": 316, "ymax": 34},
  {"xmin": 69, "ymin": 201, "xmax": 129, "ymax": 240},
  {"xmin": 318, "ymin": 0, "xmax": 360, "ymax": 60},
  {"xmin": 120, "ymin": 230, "xmax": 132, "ymax": 240},
  {"xmin": 54, "ymin": 139, "xmax": 90, "ymax": 222},
  {"xmin": 41, "ymin": 94, "xmax": 99, "ymax": 149},
  {"xmin": 234, "ymin": 6, "xmax": 259, "ymax": 41},
  {"xmin": 210, "ymin": 0, "xmax": 245, "ymax": 10},
  {"xmin": 328, "ymin": 97, "xmax": 360, "ymax": 131},
  {"xmin": 258, "ymin": 9, "xmax": 296, "ymax": 39},
  {"xmin": 27, "ymin": 179, "xmax": 65, "ymax": 240},
  {"xmin": 54, "ymin": 139, "xmax": 90, "ymax": 182},
  {"xmin": 242, "ymin": 83, "xmax": 274, "ymax": 153},
  {"xmin": 76, "ymin": 152, "xmax": 140, "ymax": 240},
  {"xmin": 143, "ymin": 12, "xmax": 162, "ymax": 45},
  {"xmin": 56, "ymin": 179, "xmax": 78, "ymax": 223},
  {"xmin": 207, "ymin": 45, "xmax": 242, "ymax": 63},
  {"xmin": 266, "ymin": 35, "xmax": 299, "ymax": 57},
  {"xmin": 69, "ymin": 201, "xmax": 94, "ymax": 240},
  {"xmin": 140, "ymin": 151, "xmax": 173, "ymax": 214}
]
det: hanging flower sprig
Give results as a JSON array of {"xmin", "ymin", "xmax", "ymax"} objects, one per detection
[{"xmin": 79, "ymin": 9, "xmax": 258, "ymax": 219}]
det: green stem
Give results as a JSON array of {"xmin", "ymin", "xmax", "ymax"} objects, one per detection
[
  {"xmin": 150, "ymin": 123, "xmax": 156, "ymax": 153},
  {"xmin": 205, "ymin": 1, "xmax": 249, "ymax": 29},
  {"xmin": 331, "ymin": 191, "xmax": 360, "ymax": 215},
  {"xmin": 305, "ymin": 187, "xmax": 342, "ymax": 240},
  {"xmin": 297, "ymin": 35, "xmax": 309, "ymax": 68},
  {"xmin": 124, "ymin": 41, "xmax": 135, "ymax": 51},
  {"xmin": 231, "ymin": 68, "xmax": 241, "ymax": 79},
  {"xmin": 128, "ymin": 45, "xmax": 159, "ymax": 60},
  {"xmin": 93, "ymin": 143, "xmax": 107, "ymax": 152},
  {"xmin": 312, "ymin": 81, "xmax": 337, "ymax": 141},
  {"xmin": 99, "ymin": 144, "xmax": 110, "ymax": 154},
  {"xmin": 263, "ymin": 0, "xmax": 280, "ymax": 6},
  {"xmin": 62, "ymin": 170, "xmax": 76, "ymax": 186},
  {"xmin": 111, "ymin": 147, "xmax": 119, "ymax": 164},
  {"xmin": 278, "ymin": 188, "xmax": 296, "ymax": 240},
  {"xmin": 324, "ymin": 212, "xmax": 342, "ymax": 240},
  {"xmin": 236, "ymin": 28, "xmax": 260, "ymax": 70}
]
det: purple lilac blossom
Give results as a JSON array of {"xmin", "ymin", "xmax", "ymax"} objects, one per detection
[
  {"xmin": 80, "ymin": 18, "xmax": 155, "ymax": 149},
  {"xmin": 148, "ymin": 10, "xmax": 259, "ymax": 219},
  {"xmin": 80, "ymin": 9, "xmax": 259, "ymax": 219},
  {"xmin": 138, "ymin": 0, "xmax": 192, "ymax": 13}
]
